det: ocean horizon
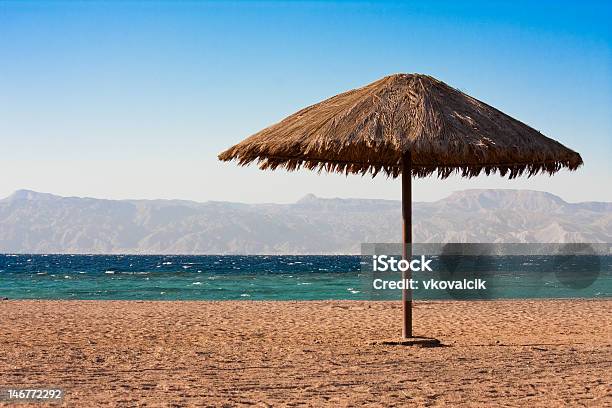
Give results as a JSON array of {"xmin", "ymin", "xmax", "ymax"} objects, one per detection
[{"xmin": 1, "ymin": 254, "xmax": 609, "ymax": 301}]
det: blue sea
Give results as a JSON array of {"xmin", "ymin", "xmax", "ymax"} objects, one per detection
[{"xmin": 0, "ymin": 254, "xmax": 610, "ymax": 300}]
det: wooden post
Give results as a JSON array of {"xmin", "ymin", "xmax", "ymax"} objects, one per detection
[{"xmin": 402, "ymin": 152, "xmax": 412, "ymax": 338}]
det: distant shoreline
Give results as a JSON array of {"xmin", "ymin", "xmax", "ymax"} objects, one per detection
[{"xmin": 2, "ymin": 189, "xmax": 610, "ymax": 254}]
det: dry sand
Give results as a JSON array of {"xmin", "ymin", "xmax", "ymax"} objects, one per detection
[{"xmin": 0, "ymin": 299, "xmax": 610, "ymax": 407}]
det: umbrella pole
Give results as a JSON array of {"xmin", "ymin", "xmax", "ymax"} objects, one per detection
[{"xmin": 402, "ymin": 152, "xmax": 413, "ymax": 338}]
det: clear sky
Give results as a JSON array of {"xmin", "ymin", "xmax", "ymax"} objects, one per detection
[{"xmin": 0, "ymin": 1, "xmax": 610, "ymax": 203}]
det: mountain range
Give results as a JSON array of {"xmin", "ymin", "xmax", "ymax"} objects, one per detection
[{"xmin": 0, "ymin": 189, "xmax": 609, "ymax": 254}]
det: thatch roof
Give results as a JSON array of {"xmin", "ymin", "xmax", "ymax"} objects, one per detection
[{"xmin": 218, "ymin": 74, "xmax": 582, "ymax": 179}]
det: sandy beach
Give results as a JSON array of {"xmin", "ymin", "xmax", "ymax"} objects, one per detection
[{"xmin": 0, "ymin": 299, "xmax": 610, "ymax": 407}]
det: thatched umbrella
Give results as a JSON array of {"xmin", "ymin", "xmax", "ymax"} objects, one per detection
[{"xmin": 218, "ymin": 73, "xmax": 582, "ymax": 339}]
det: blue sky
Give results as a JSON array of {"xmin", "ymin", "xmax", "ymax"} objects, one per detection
[{"xmin": 0, "ymin": 1, "xmax": 610, "ymax": 203}]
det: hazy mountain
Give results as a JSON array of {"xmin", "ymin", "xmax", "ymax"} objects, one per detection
[{"xmin": 0, "ymin": 189, "xmax": 609, "ymax": 254}]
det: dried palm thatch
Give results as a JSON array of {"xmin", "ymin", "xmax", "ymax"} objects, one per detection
[{"xmin": 219, "ymin": 74, "xmax": 582, "ymax": 179}]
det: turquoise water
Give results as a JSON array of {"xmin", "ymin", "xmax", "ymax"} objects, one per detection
[{"xmin": 0, "ymin": 254, "xmax": 610, "ymax": 300}]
